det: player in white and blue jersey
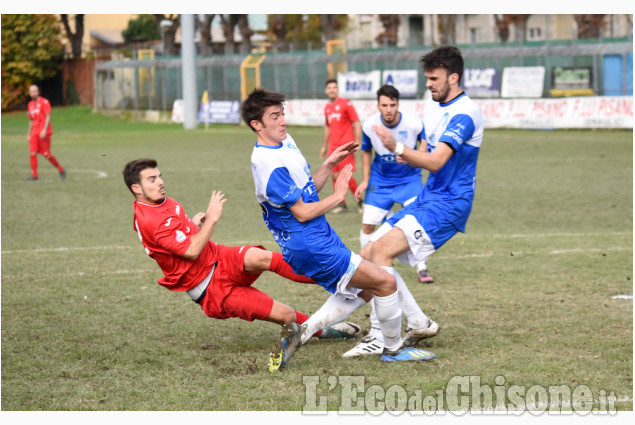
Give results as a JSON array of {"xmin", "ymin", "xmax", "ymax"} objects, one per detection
[
  {"xmin": 356, "ymin": 84, "xmax": 434, "ymax": 284},
  {"xmin": 242, "ymin": 88, "xmax": 438, "ymax": 368},
  {"xmin": 347, "ymin": 46, "xmax": 484, "ymax": 358}
]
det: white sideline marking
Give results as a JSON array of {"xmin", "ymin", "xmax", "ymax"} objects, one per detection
[
  {"xmin": 611, "ymin": 295, "xmax": 633, "ymax": 300},
  {"xmin": 1, "ymin": 245, "xmax": 135, "ymax": 255},
  {"xmin": 72, "ymin": 169, "xmax": 108, "ymax": 179}
]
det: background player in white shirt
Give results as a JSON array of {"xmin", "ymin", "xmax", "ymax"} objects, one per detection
[
  {"xmin": 242, "ymin": 88, "xmax": 438, "ymax": 368},
  {"xmin": 354, "ymin": 46, "xmax": 484, "ymax": 357}
]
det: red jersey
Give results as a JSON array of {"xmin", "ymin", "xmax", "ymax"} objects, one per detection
[
  {"xmin": 27, "ymin": 96, "xmax": 53, "ymax": 136},
  {"xmin": 133, "ymin": 197, "xmax": 219, "ymax": 291},
  {"xmin": 324, "ymin": 97, "xmax": 359, "ymax": 152}
]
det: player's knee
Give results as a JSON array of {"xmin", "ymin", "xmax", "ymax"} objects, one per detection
[
  {"xmin": 375, "ymin": 272, "xmax": 397, "ymax": 297},
  {"xmin": 360, "ymin": 243, "xmax": 372, "ymax": 259},
  {"xmin": 244, "ymin": 247, "xmax": 271, "ymax": 273}
]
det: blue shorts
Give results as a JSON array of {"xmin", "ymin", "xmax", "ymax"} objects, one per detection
[
  {"xmin": 364, "ymin": 179, "xmax": 423, "ymax": 210},
  {"xmin": 387, "ymin": 202, "xmax": 459, "ymax": 250}
]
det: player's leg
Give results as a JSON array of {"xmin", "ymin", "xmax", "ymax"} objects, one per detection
[
  {"xmin": 360, "ymin": 186, "xmax": 394, "ymax": 249},
  {"xmin": 243, "ymin": 246, "xmax": 314, "ymax": 284},
  {"xmin": 40, "ymin": 137, "xmax": 65, "ymax": 180},
  {"xmin": 26, "ymin": 136, "xmax": 39, "ymax": 180}
]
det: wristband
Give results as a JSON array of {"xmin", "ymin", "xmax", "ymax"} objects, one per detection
[{"xmin": 394, "ymin": 142, "xmax": 405, "ymax": 155}]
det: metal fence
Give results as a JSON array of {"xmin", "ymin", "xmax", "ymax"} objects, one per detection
[{"xmin": 94, "ymin": 37, "xmax": 633, "ymax": 112}]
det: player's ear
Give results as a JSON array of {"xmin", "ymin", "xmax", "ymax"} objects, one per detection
[
  {"xmin": 131, "ymin": 183, "xmax": 143, "ymax": 197},
  {"xmin": 250, "ymin": 120, "xmax": 262, "ymax": 131}
]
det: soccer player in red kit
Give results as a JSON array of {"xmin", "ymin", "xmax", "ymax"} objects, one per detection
[
  {"xmin": 26, "ymin": 85, "xmax": 65, "ymax": 181},
  {"xmin": 322, "ymin": 79, "xmax": 362, "ymax": 213},
  {"xmin": 123, "ymin": 158, "xmax": 360, "ymax": 371}
]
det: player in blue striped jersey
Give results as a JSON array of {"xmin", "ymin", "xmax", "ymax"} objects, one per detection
[{"xmin": 348, "ymin": 45, "xmax": 484, "ymax": 357}]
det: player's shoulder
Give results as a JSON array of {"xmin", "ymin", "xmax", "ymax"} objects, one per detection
[{"xmin": 362, "ymin": 112, "xmax": 382, "ymax": 129}]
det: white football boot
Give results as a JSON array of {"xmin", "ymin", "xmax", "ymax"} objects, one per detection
[{"xmin": 341, "ymin": 335, "xmax": 385, "ymax": 358}]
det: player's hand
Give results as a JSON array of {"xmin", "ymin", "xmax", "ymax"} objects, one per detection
[
  {"xmin": 204, "ymin": 190, "xmax": 226, "ymax": 225},
  {"xmin": 39, "ymin": 130, "xmax": 46, "ymax": 139},
  {"xmin": 354, "ymin": 180, "xmax": 367, "ymax": 202},
  {"xmin": 334, "ymin": 164, "xmax": 353, "ymax": 199},
  {"xmin": 326, "ymin": 141, "xmax": 359, "ymax": 167},
  {"xmin": 192, "ymin": 212, "xmax": 206, "ymax": 227},
  {"xmin": 372, "ymin": 125, "xmax": 397, "ymax": 152},
  {"xmin": 320, "ymin": 145, "xmax": 327, "ymax": 160}
]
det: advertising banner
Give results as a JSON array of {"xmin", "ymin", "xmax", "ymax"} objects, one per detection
[
  {"xmin": 501, "ymin": 66, "xmax": 545, "ymax": 98},
  {"xmin": 550, "ymin": 66, "xmax": 594, "ymax": 97},
  {"xmin": 382, "ymin": 70, "xmax": 418, "ymax": 98},
  {"xmin": 463, "ymin": 68, "xmax": 500, "ymax": 98},
  {"xmin": 338, "ymin": 71, "xmax": 382, "ymax": 99},
  {"xmin": 283, "ymin": 97, "xmax": 632, "ymax": 129},
  {"xmin": 198, "ymin": 100, "xmax": 241, "ymax": 124}
]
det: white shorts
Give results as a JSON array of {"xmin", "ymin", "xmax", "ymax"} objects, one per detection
[
  {"xmin": 334, "ymin": 252, "xmax": 364, "ymax": 300},
  {"xmin": 362, "ymin": 197, "xmax": 416, "ymax": 226},
  {"xmin": 371, "ymin": 215, "xmax": 436, "ymax": 267}
]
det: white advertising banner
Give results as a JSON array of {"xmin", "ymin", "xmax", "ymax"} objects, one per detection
[
  {"xmin": 337, "ymin": 71, "xmax": 382, "ymax": 99},
  {"xmin": 382, "ymin": 70, "xmax": 418, "ymax": 98},
  {"xmin": 283, "ymin": 97, "xmax": 632, "ymax": 129},
  {"xmin": 501, "ymin": 66, "xmax": 546, "ymax": 98}
]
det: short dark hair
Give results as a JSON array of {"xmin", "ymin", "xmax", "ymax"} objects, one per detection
[
  {"xmin": 240, "ymin": 88, "xmax": 286, "ymax": 132},
  {"xmin": 420, "ymin": 45, "xmax": 464, "ymax": 83},
  {"xmin": 325, "ymin": 78, "xmax": 338, "ymax": 87},
  {"xmin": 123, "ymin": 158, "xmax": 157, "ymax": 195},
  {"xmin": 377, "ymin": 84, "xmax": 400, "ymax": 102}
]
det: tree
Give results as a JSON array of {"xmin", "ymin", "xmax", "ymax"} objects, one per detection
[
  {"xmin": 153, "ymin": 14, "xmax": 180, "ymax": 55},
  {"xmin": 269, "ymin": 14, "xmax": 348, "ymax": 50},
  {"xmin": 122, "ymin": 14, "xmax": 161, "ymax": 44},
  {"xmin": 376, "ymin": 14, "xmax": 401, "ymax": 46},
  {"xmin": 437, "ymin": 14, "xmax": 456, "ymax": 45},
  {"xmin": 219, "ymin": 14, "xmax": 239, "ymax": 54},
  {"xmin": 574, "ymin": 14, "xmax": 606, "ymax": 39},
  {"xmin": 269, "ymin": 14, "xmax": 288, "ymax": 51},
  {"xmin": 237, "ymin": 15, "xmax": 254, "ymax": 53},
  {"xmin": 1, "ymin": 14, "xmax": 64, "ymax": 111},
  {"xmin": 199, "ymin": 14, "xmax": 216, "ymax": 56},
  {"xmin": 494, "ymin": 14, "xmax": 531, "ymax": 43},
  {"xmin": 60, "ymin": 14, "xmax": 84, "ymax": 59}
]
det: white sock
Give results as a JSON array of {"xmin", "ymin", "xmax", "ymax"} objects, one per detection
[
  {"xmin": 367, "ymin": 299, "xmax": 384, "ymax": 342},
  {"xmin": 373, "ymin": 291, "xmax": 403, "ymax": 352},
  {"xmin": 416, "ymin": 260, "xmax": 428, "ymax": 272},
  {"xmin": 360, "ymin": 230, "xmax": 374, "ymax": 250},
  {"xmin": 392, "ymin": 268, "xmax": 429, "ymax": 330},
  {"xmin": 300, "ymin": 294, "xmax": 367, "ymax": 344}
]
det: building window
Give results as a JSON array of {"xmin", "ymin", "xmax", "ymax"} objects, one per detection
[
  {"xmin": 470, "ymin": 27, "xmax": 479, "ymax": 44},
  {"xmin": 528, "ymin": 27, "xmax": 542, "ymax": 40}
]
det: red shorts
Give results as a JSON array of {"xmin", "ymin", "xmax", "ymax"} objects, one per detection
[
  {"xmin": 331, "ymin": 152, "xmax": 356, "ymax": 173},
  {"xmin": 199, "ymin": 244, "xmax": 274, "ymax": 321},
  {"xmin": 29, "ymin": 134, "xmax": 51, "ymax": 155}
]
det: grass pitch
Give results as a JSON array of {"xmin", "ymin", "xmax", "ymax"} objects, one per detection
[{"xmin": 1, "ymin": 106, "xmax": 632, "ymax": 412}]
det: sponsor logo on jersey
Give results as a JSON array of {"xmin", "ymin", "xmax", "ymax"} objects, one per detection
[
  {"xmin": 175, "ymin": 205, "xmax": 180, "ymax": 215},
  {"xmin": 399, "ymin": 131, "xmax": 408, "ymax": 142},
  {"xmin": 164, "ymin": 217, "xmax": 173, "ymax": 227}
]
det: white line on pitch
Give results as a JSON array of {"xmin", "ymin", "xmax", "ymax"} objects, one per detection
[{"xmin": 1, "ymin": 245, "xmax": 136, "ymax": 254}]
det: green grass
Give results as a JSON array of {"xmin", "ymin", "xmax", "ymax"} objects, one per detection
[{"xmin": 1, "ymin": 106, "xmax": 632, "ymax": 412}]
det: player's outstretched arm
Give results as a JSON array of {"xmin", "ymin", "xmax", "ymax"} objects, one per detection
[
  {"xmin": 182, "ymin": 190, "xmax": 226, "ymax": 260},
  {"xmin": 290, "ymin": 165, "xmax": 353, "ymax": 222},
  {"xmin": 313, "ymin": 141, "xmax": 359, "ymax": 192}
]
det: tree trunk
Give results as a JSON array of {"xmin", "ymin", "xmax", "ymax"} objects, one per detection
[
  {"xmin": 574, "ymin": 14, "xmax": 606, "ymax": 38},
  {"xmin": 237, "ymin": 15, "xmax": 253, "ymax": 53},
  {"xmin": 319, "ymin": 14, "xmax": 337, "ymax": 42},
  {"xmin": 220, "ymin": 15, "xmax": 239, "ymax": 54},
  {"xmin": 61, "ymin": 14, "xmax": 84, "ymax": 59},
  {"xmin": 437, "ymin": 14, "xmax": 456, "ymax": 45},
  {"xmin": 270, "ymin": 14, "xmax": 288, "ymax": 51},
  {"xmin": 375, "ymin": 14, "xmax": 401, "ymax": 46},
  {"xmin": 200, "ymin": 14, "xmax": 215, "ymax": 56},
  {"xmin": 154, "ymin": 14, "xmax": 180, "ymax": 56}
]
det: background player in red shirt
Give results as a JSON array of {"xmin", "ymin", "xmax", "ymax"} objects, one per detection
[
  {"xmin": 26, "ymin": 85, "xmax": 65, "ymax": 181},
  {"xmin": 123, "ymin": 158, "xmax": 360, "ymax": 371},
  {"xmin": 322, "ymin": 79, "xmax": 362, "ymax": 213}
]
